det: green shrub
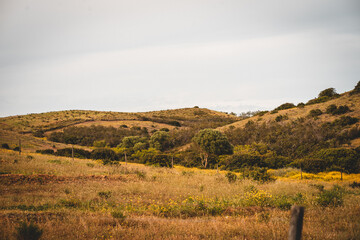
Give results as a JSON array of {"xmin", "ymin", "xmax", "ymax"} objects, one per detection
[
  {"xmin": 255, "ymin": 111, "xmax": 269, "ymax": 117},
  {"xmin": 15, "ymin": 222, "xmax": 43, "ymax": 240},
  {"xmin": 316, "ymin": 185, "xmax": 345, "ymax": 207},
  {"xmin": 349, "ymin": 181, "xmax": 360, "ymax": 188},
  {"xmin": 98, "ymin": 191, "xmax": 112, "ymax": 199},
  {"xmin": 225, "ymin": 172, "xmax": 237, "ymax": 183},
  {"xmin": 350, "ymin": 81, "xmax": 360, "ymax": 95},
  {"xmin": 306, "ymin": 96, "xmax": 330, "ymax": 105},
  {"xmin": 318, "ymin": 88, "xmax": 338, "ymax": 98},
  {"xmin": 275, "ymin": 115, "xmax": 288, "ymax": 122},
  {"xmin": 333, "ymin": 116, "xmax": 358, "ymax": 126},
  {"xmin": 36, "ymin": 149, "xmax": 55, "ymax": 155},
  {"xmin": 250, "ymin": 168, "xmax": 275, "ymax": 183},
  {"xmin": 274, "ymin": 103, "xmax": 296, "ymax": 111},
  {"xmin": 111, "ymin": 210, "xmax": 126, "ymax": 220},
  {"xmin": 297, "ymin": 102, "xmax": 305, "ymax": 108},
  {"xmin": 1, "ymin": 143, "xmax": 10, "ymax": 149},
  {"xmin": 326, "ymin": 104, "xmax": 337, "ymax": 114},
  {"xmin": 326, "ymin": 104, "xmax": 350, "ymax": 115},
  {"xmin": 91, "ymin": 148, "xmax": 118, "ymax": 163},
  {"xmin": 309, "ymin": 109, "xmax": 323, "ymax": 117},
  {"xmin": 273, "ymin": 195, "xmax": 292, "ymax": 210},
  {"xmin": 93, "ymin": 140, "xmax": 107, "ymax": 148},
  {"xmin": 55, "ymin": 148, "xmax": 91, "ymax": 159}
]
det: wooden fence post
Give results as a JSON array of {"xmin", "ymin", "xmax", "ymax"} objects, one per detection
[
  {"xmin": 19, "ymin": 139, "xmax": 21, "ymax": 156},
  {"xmin": 289, "ymin": 205, "xmax": 305, "ymax": 240},
  {"xmin": 171, "ymin": 156, "xmax": 174, "ymax": 168},
  {"xmin": 71, "ymin": 145, "xmax": 74, "ymax": 160},
  {"xmin": 125, "ymin": 152, "xmax": 127, "ymax": 165}
]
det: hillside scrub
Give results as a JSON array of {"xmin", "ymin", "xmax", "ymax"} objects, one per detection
[{"xmin": 224, "ymin": 119, "xmax": 360, "ymax": 164}]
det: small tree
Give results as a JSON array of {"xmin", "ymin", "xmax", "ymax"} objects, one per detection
[
  {"xmin": 149, "ymin": 131, "xmax": 171, "ymax": 151},
  {"xmin": 318, "ymin": 88, "xmax": 338, "ymax": 98},
  {"xmin": 192, "ymin": 129, "xmax": 233, "ymax": 168}
]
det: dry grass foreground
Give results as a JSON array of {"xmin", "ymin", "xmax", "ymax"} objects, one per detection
[{"xmin": 1, "ymin": 149, "xmax": 360, "ymax": 239}]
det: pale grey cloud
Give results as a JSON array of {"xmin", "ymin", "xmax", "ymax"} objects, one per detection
[{"xmin": 0, "ymin": 0, "xmax": 359, "ymax": 117}]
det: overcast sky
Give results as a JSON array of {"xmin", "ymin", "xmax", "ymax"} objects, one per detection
[{"xmin": 0, "ymin": 0, "xmax": 359, "ymax": 117}]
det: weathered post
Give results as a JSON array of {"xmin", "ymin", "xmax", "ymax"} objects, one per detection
[
  {"xmin": 71, "ymin": 145, "xmax": 74, "ymax": 160},
  {"xmin": 19, "ymin": 138, "xmax": 21, "ymax": 156},
  {"xmin": 289, "ymin": 205, "xmax": 305, "ymax": 240},
  {"xmin": 124, "ymin": 152, "xmax": 127, "ymax": 165},
  {"xmin": 171, "ymin": 156, "xmax": 174, "ymax": 168},
  {"xmin": 300, "ymin": 163, "xmax": 303, "ymax": 180}
]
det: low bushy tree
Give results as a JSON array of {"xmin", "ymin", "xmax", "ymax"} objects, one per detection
[
  {"xmin": 192, "ymin": 129, "xmax": 233, "ymax": 168},
  {"xmin": 150, "ymin": 131, "xmax": 171, "ymax": 151}
]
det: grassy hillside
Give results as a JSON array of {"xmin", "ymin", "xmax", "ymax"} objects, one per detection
[
  {"xmin": 0, "ymin": 108, "xmax": 239, "ymax": 134},
  {"xmin": 219, "ymin": 91, "xmax": 360, "ymax": 147}
]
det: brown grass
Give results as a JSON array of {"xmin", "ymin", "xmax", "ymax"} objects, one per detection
[{"xmin": 0, "ymin": 150, "xmax": 360, "ymax": 239}]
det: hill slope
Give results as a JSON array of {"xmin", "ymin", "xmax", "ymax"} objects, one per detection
[
  {"xmin": 0, "ymin": 108, "xmax": 239, "ymax": 134},
  {"xmin": 219, "ymin": 91, "xmax": 360, "ymax": 147}
]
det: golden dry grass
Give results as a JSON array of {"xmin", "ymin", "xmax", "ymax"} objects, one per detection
[
  {"xmin": 46, "ymin": 120, "xmax": 181, "ymax": 135},
  {"xmin": 0, "ymin": 108, "xmax": 239, "ymax": 134},
  {"xmin": 0, "ymin": 129, "xmax": 86, "ymax": 153},
  {"xmin": 1, "ymin": 149, "xmax": 360, "ymax": 239},
  {"xmin": 218, "ymin": 92, "xmax": 360, "ymax": 129}
]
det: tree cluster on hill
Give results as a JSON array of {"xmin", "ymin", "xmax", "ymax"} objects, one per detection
[
  {"xmin": 224, "ymin": 118, "xmax": 359, "ymax": 159},
  {"xmin": 48, "ymin": 125, "xmax": 149, "ymax": 147}
]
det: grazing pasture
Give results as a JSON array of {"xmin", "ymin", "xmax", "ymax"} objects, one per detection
[{"xmin": 0, "ymin": 149, "xmax": 359, "ymax": 239}]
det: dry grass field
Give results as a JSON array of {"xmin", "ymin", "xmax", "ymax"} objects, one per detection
[{"xmin": 1, "ymin": 149, "xmax": 360, "ymax": 239}]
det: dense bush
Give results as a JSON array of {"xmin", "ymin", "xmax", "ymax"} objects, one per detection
[
  {"xmin": 297, "ymin": 102, "xmax": 305, "ymax": 108},
  {"xmin": 250, "ymin": 168, "xmax": 275, "ymax": 183},
  {"xmin": 306, "ymin": 88, "xmax": 339, "ymax": 105},
  {"xmin": 91, "ymin": 148, "xmax": 118, "ymax": 163},
  {"xmin": 350, "ymin": 80, "xmax": 360, "ymax": 95},
  {"xmin": 1, "ymin": 143, "xmax": 10, "ymax": 149},
  {"xmin": 313, "ymin": 148, "xmax": 360, "ymax": 173},
  {"xmin": 308, "ymin": 109, "xmax": 323, "ymax": 117},
  {"xmin": 131, "ymin": 148, "xmax": 173, "ymax": 167},
  {"xmin": 306, "ymin": 96, "xmax": 331, "ymax": 105},
  {"xmin": 49, "ymin": 125, "xmax": 148, "ymax": 147},
  {"xmin": 318, "ymin": 88, "xmax": 338, "ymax": 98},
  {"xmin": 316, "ymin": 185, "xmax": 345, "ymax": 207},
  {"xmin": 274, "ymin": 103, "xmax": 296, "ymax": 111},
  {"xmin": 296, "ymin": 158, "xmax": 328, "ymax": 173},
  {"xmin": 36, "ymin": 149, "xmax": 55, "ymax": 155},
  {"xmin": 149, "ymin": 131, "xmax": 172, "ymax": 151},
  {"xmin": 326, "ymin": 104, "xmax": 350, "ymax": 115},
  {"xmin": 55, "ymin": 148, "xmax": 92, "ymax": 159},
  {"xmin": 275, "ymin": 115, "xmax": 288, "ymax": 122},
  {"xmin": 225, "ymin": 172, "xmax": 237, "ymax": 183},
  {"xmin": 333, "ymin": 116, "xmax": 358, "ymax": 126}
]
